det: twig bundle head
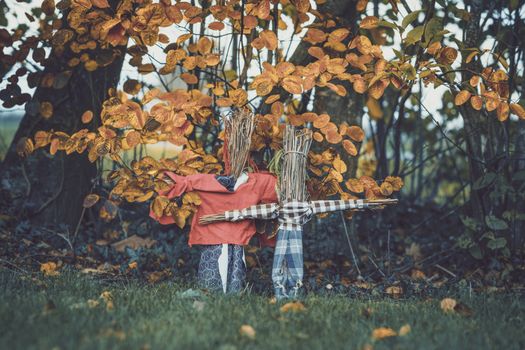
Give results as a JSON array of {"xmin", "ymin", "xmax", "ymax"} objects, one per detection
[
  {"xmin": 279, "ymin": 125, "xmax": 313, "ymax": 203},
  {"xmin": 223, "ymin": 109, "xmax": 256, "ymax": 178}
]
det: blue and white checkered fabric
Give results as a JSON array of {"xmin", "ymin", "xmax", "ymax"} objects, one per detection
[{"xmin": 271, "ymin": 229, "xmax": 304, "ymax": 299}]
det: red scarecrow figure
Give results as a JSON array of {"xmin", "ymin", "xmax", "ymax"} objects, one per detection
[{"xmin": 150, "ymin": 110, "xmax": 278, "ymax": 293}]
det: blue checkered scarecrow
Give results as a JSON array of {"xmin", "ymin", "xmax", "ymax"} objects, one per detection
[{"xmin": 200, "ymin": 126, "xmax": 397, "ymax": 298}]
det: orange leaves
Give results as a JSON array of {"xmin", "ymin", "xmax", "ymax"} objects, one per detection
[
  {"xmin": 360, "ymin": 16, "xmax": 379, "ymax": 29},
  {"xmin": 510, "ymin": 103, "xmax": 525, "ymax": 119},
  {"xmin": 371, "ymin": 327, "xmax": 397, "ymax": 340},
  {"xmin": 81, "ymin": 110, "xmax": 94, "ymax": 124},
  {"xmin": 345, "ymin": 178, "xmax": 364, "ymax": 193},
  {"xmin": 281, "ymin": 75, "xmax": 303, "ymax": 95},
  {"xmin": 239, "ymin": 325, "xmax": 256, "ymax": 339},
  {"xmin": 253, "ymin": 30, "xmax": 278, "ymax": 51},
  {"xmin": 328, "ymin": 28, "xmax": 350, "ymax": 43},
  {"xmin": 304, "ymin": 28, "xmax": 327, "ymax": 44},
  {"xmin": 280, "ymin": 301, "xmax": 306, "ymax": 313},
  {"xmin": 197, "ymin": 37, "xmax": 213, "ymax": 54},
  {"xmin": 181, "ymin": 72, "xmax": 198, "ymax": 85},
  {"xmin": 454, "ymin": 90, "xmax": 471, "ymax": 106},
  {"xmin": 470, "ymin": 95, "xmax": 483, "ymax": 111},
  {"xmin": 343, "ymin": 140, "xmax": 358, "ymax": 156},
  {"xmin": 41, "ymin": 262, "xmax": 60, "ymax": 276},
  {"xmin": 313, "ymin": 114, "xmax": 330, "ymax": 129},
  {"xmin": 347, "ymin": 126, "xmax": 365, "ymax": 142}
]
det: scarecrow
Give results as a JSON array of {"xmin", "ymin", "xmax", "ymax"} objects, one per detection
[
  {"xmin": 200, "ymin": 125, "xmax": 397, "ymax": 299},
  {"xmin": 150, "ymin": 110, "xmax": 278, "ymax": 293}
]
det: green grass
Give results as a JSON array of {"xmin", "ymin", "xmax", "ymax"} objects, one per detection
[{"xmin": 0, "ymin": 270, "xmax": 524, "ymax": 350}]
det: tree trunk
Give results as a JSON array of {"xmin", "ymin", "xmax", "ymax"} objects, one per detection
[{"xmin": 0, "ymin": 38, "xmax": 125, "ymax": 231}]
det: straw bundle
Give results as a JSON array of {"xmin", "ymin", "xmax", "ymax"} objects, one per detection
[
  {"xmin": 223, "ymin": 109, "xmax": 256, "ymax": 179},
  {"xmin": 279, "ymin": 125, "xmax": 312, "ymax": 203}
]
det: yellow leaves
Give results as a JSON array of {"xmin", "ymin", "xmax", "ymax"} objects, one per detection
[
  {"xmin": 360, "ymin": 16, "xmax": 379, "ymax": 29},
  {"xmin": 333, "ymin": 156, "xmax": 347, "ymax": 174},
  {"xmin": 183, "ymin": 191, "xmax": 201, "ymax": 205},
  {"xmin": 356, "ymin": 36, "xmax": 373, "ymax": 55},
  {"xmin": 384, "ymin": 176, "xmax": 404, "ymax": 191},
  {"xmin": 151, "ymin": 195, "xmax": 170, "ymax": 218},
  {"xmin": 440, "ymin": 298, "xmax": 457, "ymax": 312},
  {"xmin": 371, "ymin": 327, "xmax": 397, "ymax": 340},
  {"xmin": 343, "ymin": 139, "xmax": 358, "ymax": 156},
  {"xmin": 346, "ymin": 178, "xmax": 364, "ymax": 193},
  {"xmin": 440, "ymin": 298, "xmax": 474, "ymax": 317},
  {"xmin": 40, "ymin": 262, "xmax": 59, "ymax": 276},
  {"xmin": 366, "ymin": 98, "xmax": 383, "ymax": 119},
  {"xmin": 398, "ymin": 324, "xmax": 411, "ymax": 336},
  {"xmin": 380, "ymin": 182, "xmax": 393, "ymax": 196},
  {"xmin": 385, "ymin": 285, "xmax": 403, "ymax": 296},
  {"xmin": 40, "ymin": 101, "xmax": 53, "ymax": 119},
  {"xmin": 239, "ymin": 325, "xmax": 256, "ymax": 339},
  {"xmin": 328, "ymin": 28, "xmax": 350, "ymax": 43},
  {"xmin": 280, "ymin": 301, "xmax": 306, "ymax": 313},
  {"xmin": 197, "ymin": 37, "xmax": 213, "ymax": 54},
  {"xmin": 100, "ymin": 290, "xmax": 114, "ymax": 311},
  {"xmin": 510, "ymin": 103, "xmax": 525, "ymax": 119},
  {"xmin": 454, "ymin": 90, "xmax": 471, "ymax": 106}
]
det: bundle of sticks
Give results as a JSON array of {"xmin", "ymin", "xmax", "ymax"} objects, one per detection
[
  {"xmin": 223, "ymin": 109, "xmax": 256, "ymax": 178},
  {"xmin": 279, "ymin": 125, "xmax": 312, "ymax": 203}
]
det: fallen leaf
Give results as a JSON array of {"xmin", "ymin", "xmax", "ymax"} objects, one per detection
[
  {"xmin": 40, "ymin": 262, "xmax": 59, "ymax": 276},
  {"xmin": 111, "ymin": 234, "xmax": 156, "ymax": 252},
  {"xmin": 87, "ymin": 299, "xmax": 100, "ymax": 308},
  {"xmin": 239, "ymin": 325, "xmax": 256, "ymax": 339},
  {"xmin": 371, "ymin": 327, "xmax": 397, "ymax": 340},
  {"xmin": 440, "ymin": 297, "xmax": 457, "ymax": 313},
  {"xmin": 280, "ymin": 301, "xmax": 306, "ymax": 313},
  {"xmin": 385, "ymin": 285, "xmax": 403, "ymax": 297},
  {"xmin": 398, "ymin": 324, "xmax": 411, "ymax": 336}
]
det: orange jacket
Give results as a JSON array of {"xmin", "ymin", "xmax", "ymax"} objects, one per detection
[{"xmin": 150, "ymin": 172, "xmax": 278, "ymax": 246}]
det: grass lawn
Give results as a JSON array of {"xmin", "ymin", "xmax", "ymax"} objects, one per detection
[{"xmin": 0, "ymin": 270, "xmax": 523, "ymax": 350}]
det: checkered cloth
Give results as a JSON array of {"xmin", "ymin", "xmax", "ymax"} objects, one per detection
[
  {"xmin": 222, "ymin": 199, "xmax": 368, "ymax": 230},
  {"xmin": 272, "ymin": 229, "xmax": 303, "ymax": 299}
]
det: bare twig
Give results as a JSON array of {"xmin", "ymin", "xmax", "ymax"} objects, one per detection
[{"xmin": 340, "ymin": 211, "xmax": 362, "ymax": 278}]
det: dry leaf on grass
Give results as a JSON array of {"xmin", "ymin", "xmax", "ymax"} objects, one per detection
[
  {"xmin": 371, "ymin": 327, "xmax": 397, "ymax": 340},
  {"xmin": 239, "ymin": 325, "xmax": 256, "ymax": 339},
  {"xmin": 440, "ymin": 297, "xmax": 473, "ymax": 317},
  {"xmin": 40, "ymin": 262, "xmax": 59, "ymax": 276},
  {"xmin": 280, "ymin": 301, "xmax": 306, "ymax": 313},
  {"xmin": 398, "ymin": 324, "xmax": 411, "ymax": 336},
  {"xmin": 111, "ymin": 234, "xmax": 156, "ymax": 252}
]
